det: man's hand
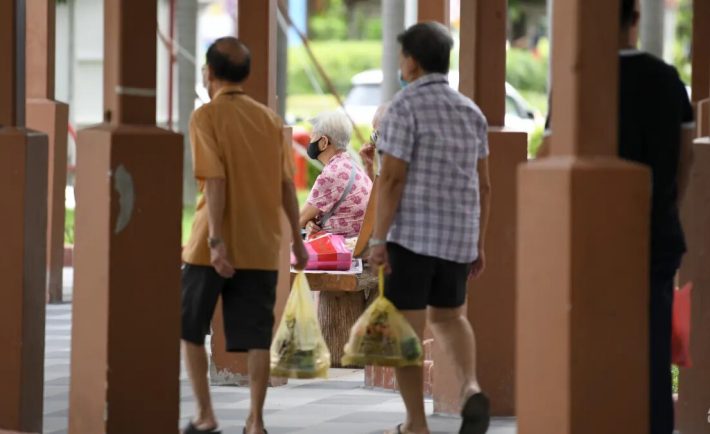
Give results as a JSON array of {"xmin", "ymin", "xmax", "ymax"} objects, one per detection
[
  {"xmin": 360, "ymin": 142, "xmax": 376, "ymax": 167},
  {"xmin": 210, "ymin": 242, "xmax": 235, "ymax": 278},
  {"xmin": 368, "ymin": 244, "xmax": 390, "ymax": 274},
  {"xmin": 292, "ymin": 238, "xmax": 309, "ymax": 271},
  {"xmin": 469, "ymin": 251, "xmax": 486, "ymax": 280}
]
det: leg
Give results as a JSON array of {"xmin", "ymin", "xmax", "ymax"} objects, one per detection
[
  {"xmin": 223, "ymin": 270, "xmax": 278, "ymax": 434},
  {"xmin": 395, "ymin": 310, "xmax": 429, "ymax": 434},
  {"xmin": 246, "ymin": 349, "xmax": 270, "ymax": 434},
  {"xmin": 183, "ymin": 340, "xmax": 218, "ymax": 430},
  {"xmin": 181, "ymin": 264, "xmax": 224, "ymax": 431},
  {"xmin": 384, "ymin": 243, "xmax": 437, "ymax": 434},
  {"xmin": 428, "ymin": 258, "xmax": 489, "ymax": 434},
  {"xmin": 427, "ymin": 306, "xmax": 481, "ymax": 401},
  {"xmin": 649, "ymin": 263, "xmax": 677, "ymax": 434}
]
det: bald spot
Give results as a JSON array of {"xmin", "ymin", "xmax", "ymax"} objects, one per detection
[{"xmin": 214, "ymin": 38, "xmax": 250, "ymax": 68}]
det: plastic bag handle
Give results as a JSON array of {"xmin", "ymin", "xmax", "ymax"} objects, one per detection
[{"xmin": 378, "ymin": 266, "xmax": 385, "ymax": 299}]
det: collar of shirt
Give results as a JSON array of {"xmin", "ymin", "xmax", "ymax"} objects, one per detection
[
  {"xmin": 326, "ymin": 151, "xmax": 348, "ymax": 167},
  {"xmin": 213, "ymin": 85, "xmax": 245, "ymax": 99},
  {"xmin": 408, "ymin": 73, "xmax": 449, "ymax": 90},
  {"xmin": 619, "ymin": 48, "xmax": 643, "ymax": 57}
]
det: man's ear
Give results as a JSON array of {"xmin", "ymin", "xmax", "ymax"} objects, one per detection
[
  {"xmin": 207, "ymin": 65, "xmax": 216, "ymax": 82},
  {"xmin": 320, "ymin": 136, "xmax": 329, "ymax": 151}
]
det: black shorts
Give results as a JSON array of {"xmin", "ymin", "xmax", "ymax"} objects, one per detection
[
  {"xmin": 181, "ymin": 264, "xmax": 277, "ymax": 352},
  {"xmin": 385, "ymin": 243, "xmax": 470, "ymax": 310}
]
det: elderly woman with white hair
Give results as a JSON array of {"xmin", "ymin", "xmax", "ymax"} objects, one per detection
[{"xmin": 299, "ymin": 111, "xmax": 373, "ymax": 239}]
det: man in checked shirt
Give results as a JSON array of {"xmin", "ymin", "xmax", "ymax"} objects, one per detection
[{"xmin": 368, "ymin": 22, "xmax": 492, "ymax": 434}]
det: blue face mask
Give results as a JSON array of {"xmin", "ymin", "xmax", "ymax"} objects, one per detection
[{"xmin": 398, "ymin": 71, "xmax": 408, "ymax": 89}]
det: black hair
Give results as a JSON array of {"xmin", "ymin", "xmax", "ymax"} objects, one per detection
[
  {"xmin": 621, "ymin": 0, "xmax": 637, "ymax": 28},
  {"xmin": 397, "ymin": 22, "xmax": 454, "ymax": 75},
  {"xmin": 206, "ymin": 37, "xmax": 251, "ymax": 83}
]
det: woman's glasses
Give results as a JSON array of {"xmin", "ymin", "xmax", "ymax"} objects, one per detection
[{"xmin": 370, "ymin": 130, "xmax": 379, "ymax": 145}]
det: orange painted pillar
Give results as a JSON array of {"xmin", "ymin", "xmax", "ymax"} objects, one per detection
[
  {"xmin": 676, "ymin": 1, "xmax": 710, "ymax": 431},
  {"xmin": 25, "ymin": 0, "xmax": 69, "ymax": 304},
  {"xmin": 0, "ymin": 1, "xmax": 49, "ymax": 432},
  {"xmin": 432, "ymin": 0, "xmax": 527, "ymax": 416},
  {"xmin": 417, "ymin": 0, "xmax": 449, "ymax": 24},
  {"xmin": 693, "ymin": 0, "xmax": 710, "ymax": 138},
  {"xmin": 67, "ymin": 0, "xmax": 183, "ymax": 433},
  {"xmin": 210, "ymin": 0, "xmax": 292, "ymax": 387},
  {"xmin": 517, "ymin": 1, "xmax": 651, "ymax": 433}
]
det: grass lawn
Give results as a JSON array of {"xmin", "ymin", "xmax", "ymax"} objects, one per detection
[
  {"xmin": 519, "ymin": 90, "xmax": 548, "ymax": 116},
  {"xmin": 287, "ymin": 94, "xmax": 340, "ymax": 124}
]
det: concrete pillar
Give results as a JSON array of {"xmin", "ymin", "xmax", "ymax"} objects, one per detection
[
  {"xmin": 210, "ymin": 0, "xmax": 292, "ymax": 387},
  {"xmin": 177, "ymin": 0, "xmax": 198, "ymax": 207},
  {"xmin": 382, "ymin": 0, "xmax": 406, "ymax": 102},
  {"xmin": 67, "ymin": 0, "xmax": 183, "ymax": 433},
  {"xmin": 431, "ymin": 0, "xmax": 527, "ymax": 417},
  {"xmin": 640, "ymin": 0, "xmax": 664, "ymax": 58},
  {"xmin": 0, "ymin": 0, "xmax": 49, "ymax": 432},
  {"xmin": 517, "ymin": 0, "xmax": 651, "ymax": 433},
  {"xmin": 676, "ymin": 2, "xmax": 710, "ymax": 432},
  {"xmin": 26, "ymin": 0, "xmax": 70, "ymax": 304}
]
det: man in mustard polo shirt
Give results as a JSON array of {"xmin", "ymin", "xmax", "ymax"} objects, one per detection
[{"xmin": 181, "ymin": 37, "xmax": 308, "ymax": 434}]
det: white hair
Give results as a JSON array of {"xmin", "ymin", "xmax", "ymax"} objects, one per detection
[{"xmin": 311, "ymin": 111, "xmax": 353, "ymax": 150}]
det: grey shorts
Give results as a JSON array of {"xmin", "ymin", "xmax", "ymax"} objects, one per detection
[{"xmin": 181, "ymin": 264, "xmax": 277, "ymax": 352}]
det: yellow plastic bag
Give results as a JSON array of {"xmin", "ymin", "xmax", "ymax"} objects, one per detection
[
  {"xmin": 271, "ymin": 272, "xmax": 330, "ymax": 378},
  {"xmin": 270, "ymin": 273, "xmax": 331, "ymax": 378},
  {"xmin": 341, "ymin": 267, "xmax": 423, "ymax": 367}
]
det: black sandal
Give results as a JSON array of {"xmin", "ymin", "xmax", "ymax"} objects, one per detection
[
  {"xmin": 459, "ymin": 393, "xmax": 490, "ymax": 434},
  {"xmin": 183, "ymin": 421, "xmax": 221, "ymax": 434}
]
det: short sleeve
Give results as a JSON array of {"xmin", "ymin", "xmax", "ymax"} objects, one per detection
[
  {"xmin": 189, "ymin": 109, "xmax": 225, "ymax": 179},
  {"xmin": 307, "ymin": 168, "xmax": 339, "ymax": 213},
  {"xmin": 378, "ymin": 98, "xmax": 416, "ymax": 163},
  {"xmin": 279, "ymin": 121, "xmax": 295, "ymax": 181}
]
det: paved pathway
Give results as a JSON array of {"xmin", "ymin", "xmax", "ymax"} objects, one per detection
[{"xmin": 43, "ymin": 270, "xmax": 517, "ymax": 433}]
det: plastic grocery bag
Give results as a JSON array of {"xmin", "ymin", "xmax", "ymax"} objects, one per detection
[
  {"xmin": 341, "ymin": 267, "xmax": 423, "ymax": 367},
  {"xmin": 672, "ymin": 282, "xmax": 693, "ymax": 368},
  {"xmin": 270, "ymin": 273, "xmax": 331, "ymax": 378}
]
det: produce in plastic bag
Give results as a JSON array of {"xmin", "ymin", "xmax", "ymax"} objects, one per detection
[
  {"xmin": 271, "ymin": 273, "xmax": 331, "ymax": 378},
  {"xmin": 341, "ymin": 267, "xmax": 423, "ymax": 367}
]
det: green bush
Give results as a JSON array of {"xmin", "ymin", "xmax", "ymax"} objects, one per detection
[
  {"xmin": 527, "ymin": 124, "xmax": 545, "ymax": 158},
  {"xmin": 288, "ymin": 41, "xmax": 382, "ymax": 96},
  {"xmin": 289, "ymin": 41, "xmax": 550, "ymax": 98},
  {"xmin": 506, "ymin": 48, "xmax": 548, "ymax": 94}
]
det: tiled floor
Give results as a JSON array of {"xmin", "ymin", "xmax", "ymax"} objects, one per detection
[{"xmin": 42, "ymin": 269, "xmax": 517, "ymax": 433}]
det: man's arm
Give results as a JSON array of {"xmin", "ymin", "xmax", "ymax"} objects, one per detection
[
  {"xmin": 372, "ymin": 155, "xmax": 408, "ymax": 240},
  {"xmin": 368, "ymin": 154, "xmax": 408, "ymax": 272},
  {"xmin": 471, "ymin": 157, "xmax": 491, "ymax": 278},
  {"xmin": 283, "ymin": 179, "xmax": 309, "ymax": 270},
  {"xmin": 678, "ymin": 126, "xmax": 695, "ymax": 204},
  {"xmin": 205, "ymin": 178, "xmax": 234, "ymax": 278}
]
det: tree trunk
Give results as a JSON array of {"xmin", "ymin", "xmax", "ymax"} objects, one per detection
[{"xmin": 318, "ymin": 291, "xmax": 365, "ymax": 368}]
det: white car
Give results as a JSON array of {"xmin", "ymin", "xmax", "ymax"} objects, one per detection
[{"xmin": 343, "ymin": 69, "xmax": 540, "ymax": 133}]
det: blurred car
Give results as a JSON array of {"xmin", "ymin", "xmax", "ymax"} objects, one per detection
[{"xmin": 343, "ymin": 69, "xmax": 542, "ymax": 133}]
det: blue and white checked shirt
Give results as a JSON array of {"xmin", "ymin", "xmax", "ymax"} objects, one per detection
[{"xmin": 378, "ymin": 73, "xmax": 489, "ymax": 264}]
